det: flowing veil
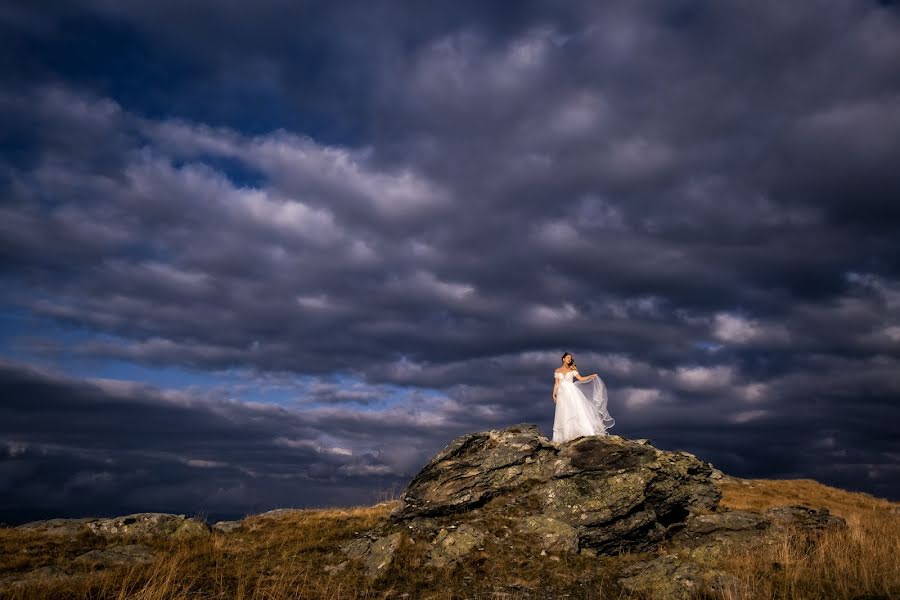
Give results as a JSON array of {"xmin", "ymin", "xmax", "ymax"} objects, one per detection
[{"xmin": 571, "ymin": 374, "xmax": 615, "ymax": 430}]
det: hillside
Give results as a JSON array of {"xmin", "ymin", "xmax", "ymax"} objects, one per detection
[{"xmin": 1, "ymin": 425, "xmax": 898, "ymax": 599}]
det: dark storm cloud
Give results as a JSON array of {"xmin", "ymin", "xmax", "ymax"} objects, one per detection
[
  {"xmin": 0, "ymin": 359, "xmax": 488, "ymax": 524},
  {"xmin": 1, "ymin": 0, "xmax": 899, "ymax": 522}
]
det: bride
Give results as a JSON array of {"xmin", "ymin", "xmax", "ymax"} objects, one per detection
[{"xmin": 552, "ymin": 352, "xmax": 615, "ymax": 443}]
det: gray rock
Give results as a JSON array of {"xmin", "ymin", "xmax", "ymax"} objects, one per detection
[
  {"xmin": 669, "ymin": 506, "xmax": 846, "ymax": 561},
  {"xmin": 428, "ymin": 524, "xmax": 487, "ymax": 567},
  {"xmin": 73, "ymin": 544, "xmax": 157, "ymax": 568},
  {"xmin": 670, "ymin": 510, "xmax": 773, "ymax": 560},
  {"xmin": 85, "ymin": 513, "xmax": 209, "ymax": 538},
  {"xmin": 363, "ymin": 532, "xmax": 405, "ymax": 578},
  {"xmin": 764, "ymin": 505, "xmax": 846, "ymax": 531},
  {"xmin": 212, "ymin": 520, "xmax": 243, "ymax": 533},
  {"xmin": 618, "ymin": 554, "xmax": 742, "ymax": 600},
  {"xmin": 15, "ymin": 517, "xmax": 99, "ymax": 537},
  {"xmin": 16, "ymin": 513, "xmax": 212, "ymax": 540},
  {"xmin": 173, "ymin": 519, "xmax": 212, "ymax": 538},
  {"xmin": 341, "ymin": 536, "xmax": 374, "ymax": 559}
]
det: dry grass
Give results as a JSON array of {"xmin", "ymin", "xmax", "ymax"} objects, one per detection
[
  {"xmin": 708, "ymin": 477, "xmax": 900, "ymax": 600},
  {"xmin": 1, "ymin": 478, "xmax": 897, "ymax": 599},
  {"xmin": 0, "ymin": 503, "xmax": 627, "ymax": 599}
]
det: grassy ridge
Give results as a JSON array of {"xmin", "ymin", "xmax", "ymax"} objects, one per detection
[
  {"xmin": 709, "ymin": 477, "xmax": 900, "ymax": 599},
  {"xmin": 1, "ymin": 478, "xmax": 897, "ymax": 599}
]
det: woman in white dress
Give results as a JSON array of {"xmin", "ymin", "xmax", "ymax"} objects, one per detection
[{"xmin": 552, "ymin": 352, "xmax": 615, "ymax": 443}]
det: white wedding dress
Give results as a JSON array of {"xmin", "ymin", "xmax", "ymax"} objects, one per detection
[{"xmin": 552, "ymin": 369, "xmax": 615, "ymax": 443}]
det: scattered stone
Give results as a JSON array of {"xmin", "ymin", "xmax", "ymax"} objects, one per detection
[
  {"xmin": 16, "ymin": 513, "xmax": 211, "ymax": 539},
  {"xmin": 431, "ymin": 527, "xmax": 450, "ymax": 545},
  {"xmin": 764, "ymin": 505, "xmax": 845, "ymax": 531},
  {"xmin": 173, "ymin": 519, "xmax": 211, "ymax": 538},
  {"xmin": 670, "ymin": 510, "xmax": 773, "ymax": 560},
  {"xmin": 15, "ymin": 518, "xmax": 98, "ymax": 537},
  {"xmin": 363, "ymin": 532, "xmax": 405, "ymax": 578},
  {"xmin": 427, "ymin": 524, "xmax": 487, "ymax": 567},
  {"xmin": 87, "ymin": 513, "xmax": 181, "ymax": 537},
  {"xmin": 323, "ymin": 561, "xmax": 349, "ymax": 574},
  {"xmin": 618, "ymin": 554, "xmax": 743, "ymax": 600},
  {"xmin": 341, "ymin": 536, "xmax": 375, "ymax": 559},
  {"xmin": 212, "ymin": 520, "xmax": 243, "ymax": 533}
]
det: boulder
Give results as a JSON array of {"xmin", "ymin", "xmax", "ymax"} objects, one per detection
[
  {"xmin": 212, "ymin": 520, "xmax": 243, "ymax": 533},
  {"xmin": 764, "ymin": 505, "xmax": 845, "ymax": 531},
  {"xmin": 615, "ymin": 506, "xmax": 846, "ymax": 598},
  {"xmin": 618, "ymin": 554, "xmax": 742, "ymax": 600},
  {"xmin": 342, "ymin": 532, "xmax": 406, "ymax": 579},
  {"xmin": 16, "ymin": 512, "xmax": 211, "ymax": 539},
  {"xmin": 345, "ymin": 424, "xmax": 722, "ymax": 575},
  {"xmin": 389, "ymin": 424, "xmax": 720, "ymax": 554},
  {"xmin": 428, "ymin": 524, "xmax": 487, "ymax": 567},
  {"xmin": 15, "ymin": 517, "xmax": 98, "ymax": 537}
]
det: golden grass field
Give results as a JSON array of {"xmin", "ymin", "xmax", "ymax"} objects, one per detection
[{"xmin": 1, "ymin": 477, "xmax": 897, "ymax": 599}]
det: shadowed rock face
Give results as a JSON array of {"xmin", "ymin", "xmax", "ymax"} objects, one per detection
[{"xmin": 390, "ymin": 424, "xmax": 720, "ymax": 554}]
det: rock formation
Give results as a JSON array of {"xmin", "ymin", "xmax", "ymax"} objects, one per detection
[
  {"xmin": 13, "ymin": 512, "xmax": 211, "ymax": 538},
  {"xmin": 339, "ymin": 423, "xmax": 846, "ymax": 595},
  {"xmin": 2, "ymin": 512, "xmax": 211, "ymax": 591}
]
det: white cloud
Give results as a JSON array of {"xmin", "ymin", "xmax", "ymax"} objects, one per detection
[
  {"xmin": 526, "ymin": 302, "xmax": 579, "ymax": 327},
  {"xmin": 673, "ymin": 365, "xmax": 734, "ymax": 391},
  {"xmin": 712, "ymin": 313, "xmax": 790, "ymax": 345},
  {"xmin": 274, "ymin": 437, "xmax": 354, "ymax": 457},
  {"xmin": 184, "ymin": 459, "xmax": 228, "ymax": 468},
  {"xmin": 620, "ymin": 387, "xmax": 663, "ymax": 409},
  {"xmin": 736, "ymin": 383, "xmax": 769, "ymax": 403},
  {"xmin": 731, "ymin": 409, "xmax": 769, "ymax": 424}
]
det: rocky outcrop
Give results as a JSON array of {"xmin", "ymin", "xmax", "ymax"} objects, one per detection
[
  {"xmin": 2, "ymin": 513, "xmax": 213, "ymax": 591},
  {"xmin": 389, "ymin": 424, "xmax": 720, "ymax": 552},
  {"xmin": 340, "ymin": 423, "xmax": 846, "ymax": 587},
  {"xmin": 14, "ymin": 512, "xmax": 211, "ymax": 538}
]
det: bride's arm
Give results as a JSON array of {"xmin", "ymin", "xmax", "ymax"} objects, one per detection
[
  {"xmin": 552, "ymin": 374, "xmax": 558, "ymax": 403},
  {"xmin": 574, "ymin": 371, "xmax": 598, "ymax": 381}
]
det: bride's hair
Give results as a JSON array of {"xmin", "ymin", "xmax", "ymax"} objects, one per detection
[{"xmin": 561, "ymin": 352, "xmax": 576, "ymax": 370}]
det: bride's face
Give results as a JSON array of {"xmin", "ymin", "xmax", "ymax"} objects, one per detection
[{"xmin": 564, "ymin": 355, "xmax": 573, "ymax": 365}]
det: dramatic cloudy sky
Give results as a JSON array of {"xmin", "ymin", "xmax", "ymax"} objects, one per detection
[{"xmin": 2, "ymin": 1, "xmax": 899, "ymax": 524}]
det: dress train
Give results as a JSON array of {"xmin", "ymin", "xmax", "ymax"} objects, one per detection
[{"xmin": 552, "ymin": 370, "xmax": 614, "ymax": 443}]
